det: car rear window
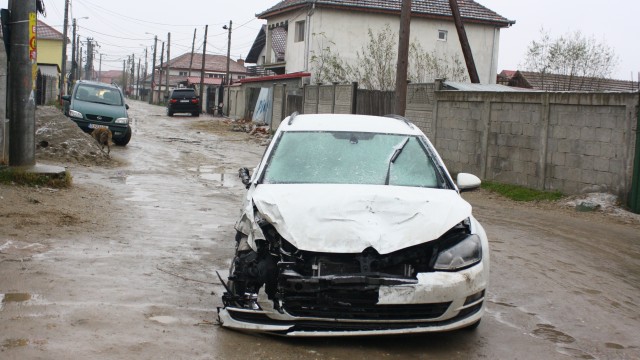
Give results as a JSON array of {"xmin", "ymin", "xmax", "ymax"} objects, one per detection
[
  {"xmin": 171, "ymin": 89, "xmax": 196, "ymax": 98},
  {"xmin": 262, "ymin": 131, "xmax": 444, "ymax": 187}
]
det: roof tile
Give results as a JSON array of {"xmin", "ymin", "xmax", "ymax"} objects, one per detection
[{"xmin": 258, "ymin": 0, "xmax": 514, "ymax": 26}]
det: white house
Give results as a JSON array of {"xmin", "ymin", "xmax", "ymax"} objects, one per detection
[{"xmin": 246, "ymin": 0, "xmax": 514, "ymax": 85}]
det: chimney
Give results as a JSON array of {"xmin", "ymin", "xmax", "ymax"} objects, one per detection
[{"xmin": 237, "ymin": 58, "xmax": 245, "ymax": 67}]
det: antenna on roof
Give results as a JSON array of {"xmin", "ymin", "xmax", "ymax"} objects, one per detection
[
  {"xmin": 384, "ymin": 114, "xmax": 414, "ymax": 129},
  {"xmin": 288, "ymin": 111, "xmax": 299, "ymax": 125}
]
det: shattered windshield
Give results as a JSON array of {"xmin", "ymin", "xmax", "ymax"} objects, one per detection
[
  {"xmin": 74, "ymin": 85, "xmax": 123, "ymax": 106},
  {"xmin": 262, "ymin": 131, "xmax": 444, "ymax": 187}
]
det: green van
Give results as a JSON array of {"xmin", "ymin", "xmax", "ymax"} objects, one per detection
[{"xmin": 62, "ymin": 81, "xmax": 132, "ymax": 146}]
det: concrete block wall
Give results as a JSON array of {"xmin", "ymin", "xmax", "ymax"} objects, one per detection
[
  {"xmin": 301, "ymin": 84, "xmax": 356, "ymax": 115},
  {"xmin": 429, "ymin": 91, "xmax": 639, "ymax": 198},
  {"xmin": 433, "ymin": 100, "xmax": 483, "ymax": 176},
  {"xmin": 546, "ymin": 95, "xmax": 634, "ymax": 195}
]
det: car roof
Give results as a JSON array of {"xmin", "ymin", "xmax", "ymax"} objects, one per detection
[
  {"xmin": 76, "ymin": 80, "xmax": 120, "ymax": 90},
  {"xmin": 280, "ymin": 114, "xmax": 424, "ymax": 136}
]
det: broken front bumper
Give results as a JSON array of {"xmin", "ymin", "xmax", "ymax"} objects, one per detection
[{"xmin": 218, "ymin": 262, "xmax": 487, "ymax": 337}]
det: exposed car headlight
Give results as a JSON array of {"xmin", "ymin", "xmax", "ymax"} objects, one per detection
[
  {"xmin": 69, "ymin": 109, "xmax": 83, "ymax": 118},
  {"xmin": 114, "ymin": 117, "xmax": 129, "ymax": 125},
  {"xmin": 434, "ymin": 234, "xmax": 482, "ymax": 271}
]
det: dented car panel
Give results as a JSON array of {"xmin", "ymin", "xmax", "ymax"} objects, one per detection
[
  {"xmin": 248, "ymin": 184, "xmax": 472, "ymax": 254},
  {"xmin": 220, "ymin": 113, "xmax": 489, "ymax": 336}
]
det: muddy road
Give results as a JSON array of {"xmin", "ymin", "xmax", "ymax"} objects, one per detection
[{"xmin": 1, "ymin": 100, "xmax": 639, "ymax": 359}]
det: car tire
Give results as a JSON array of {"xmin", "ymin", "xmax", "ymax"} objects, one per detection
[
  {"xmin": 167, "ymin": 110, "xmax": 174, "ymax": 117},
  {"xmin": 113, "ymin": 127, "xmax": 132, "ymax": 146},
  {"xmin": 192, "ymin": 112, "xmax": 199, "ymax": 117}
]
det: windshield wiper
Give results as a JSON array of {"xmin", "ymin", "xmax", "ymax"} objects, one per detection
[{"xmin": 384, "ymin": 137, "xmax": 410, "ymax": 185}]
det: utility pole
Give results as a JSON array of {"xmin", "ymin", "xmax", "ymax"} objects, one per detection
[
  {"xmin": 85, "ymin": 38, "xmax": 93, "ymax": 80},
  {"xmin": 130, "ymin": 53, "xmax": 135, "ymax": 96},
  {"xmin": 199, "ymin": 25, "xmax": 208, "ymax": 113},
  {"xmin": 223, "ymin": 21, "xmax": 232, "ymax": 116},
  {"xmin": 136, "ymin": 58, "xmax": 141, "ymax": 99},
  {"xmin": 142, "ymin": 47, "xmax": 147, "ymax": 99},
  {"xmin": 59, "ymin": 0, "xmax": 70, "ymax": 98},
  {"xmin": 159, "ymin": 41, "xmax": 165, "ymax": 101},
  {"xmin": 165, "ymin": 32, "xmax": 170, "ymax": 100},
  {"xmin": 188, "ymin": 28, "xmax": 197, "ymax": 77},
  {"xmin": 448, "ymin": 0, "xmax": 480, "ymax": 83},
  {"xmin": 98, "ymin": 53, "xmax": 102, "ymax": 82},
  {"xmin": 395, "ymin": 0, "xmax": 411, "ymax": 116},
  {"xmin": 8, "ymin": 0, "xmax": 37, "ymax": 166},
  {"xmin": 149, "ymin": 35, "xmax": 157, "ymax": 104},
  {"xmin": 122, "ymin": 59, "xmax": 126, "ymax": 93},
  {"xmin": 70, "ymin": 19, "xmax": 76, "ymax": 88},
  {"xmin": 77, "ymin": 38, "xmax": 82, "ymax": 80}
]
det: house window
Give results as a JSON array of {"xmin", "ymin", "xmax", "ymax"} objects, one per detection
[
  {"xmin": 295, "ymin": 20, "xmax": 305, "ymax": 42},
  {"xmin": 438, "ymin": 30, "xmax": 447, "ymax": 41},
  {"xmin": 207, "ymin": 74, "xmax": 214, "ymax": 78},
  {"xmin": 178, "ymin": 71, "xmax": 187, "ymax": 76}
]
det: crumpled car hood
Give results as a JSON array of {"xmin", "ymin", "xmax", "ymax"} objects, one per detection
[{"xmin": 251, "ymin": 184, "xmax": 472, "ymax": 254}]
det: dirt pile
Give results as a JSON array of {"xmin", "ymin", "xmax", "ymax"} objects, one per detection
[{"xmin": 35, "ymin": 106, "xmax": 111, "ymax": 166}]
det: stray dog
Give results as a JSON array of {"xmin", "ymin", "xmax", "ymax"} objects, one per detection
[{"xmin": 91, "ymin": 128, "xmax": 113, "ymax": 154}]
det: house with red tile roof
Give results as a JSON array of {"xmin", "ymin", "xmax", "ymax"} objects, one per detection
[
  {"xmin": 246, "ymin": 0, "xmax": 514, "ymax": 85},
  {"xmin": 506, "ymin": 71, "xmax": 639, "ymax": 92},
  {"xmin": 143, "ymin": 52, "xmax": 247, "ymax": 110}
]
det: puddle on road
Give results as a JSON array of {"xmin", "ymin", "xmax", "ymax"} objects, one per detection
[
  {"xmin": 2, "ymin": 293, "xmax": 32, "ymax": 303},
  {"xmin": 532, "ymin": 323, "xmax": 576, "ymax": 344},
  {"xmin": 148, "ymin": 315, "xmax": 179, "ymax": 324},
  {"xmin": 188, "ymin": 166, "xmax": 241, "ymax": 187},
  {"xmin": 1, "ymin": 293, "xmax": 43, "ymax": 311},
  {"xmin": 2, "ymin": 338, "xmax": 29, "ymax": 349}
]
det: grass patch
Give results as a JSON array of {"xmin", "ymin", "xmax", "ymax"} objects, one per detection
[
  {"xmin": 481, "ymin": 181, "xmax": 563, "ymax": 202},
  {"xmin": 0, "ymin": 167, "xmax": 72, "ymax": 188}
]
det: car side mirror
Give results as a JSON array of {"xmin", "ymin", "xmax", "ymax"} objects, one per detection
[
  {"xmin": 238, "ymin": 167, "xmax": 251, "ymax": 189},
  {"xmin": 61, "ymin": 95, "xmax": 71, "ymax": 102},
  {"xmin": 125, "ymin": 104, "xmax": 129, "ymax": 110},
  {"xmin": 457, "ymin": 173, "xmax": 481, "ymax": 192}
]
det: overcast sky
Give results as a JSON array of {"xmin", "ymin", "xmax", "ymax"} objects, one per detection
[{"xmin": 1, "ymin": 0, "xmax": 637, "ymax": 81}]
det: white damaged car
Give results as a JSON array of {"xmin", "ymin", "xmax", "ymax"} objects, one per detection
[{"xmin": 218, "ymin": 113, "xmax": 489, "ymax": 336}]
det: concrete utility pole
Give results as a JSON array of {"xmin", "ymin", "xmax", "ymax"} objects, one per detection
[
  {"xmin": 149, "ymin": 35, "xmax": 157, "ymax": 104},
  {"xmin": 159, "ymin": 41, "xmax": 164, "ymax": 101},
  {"xmin": 223, "ymin": 21, "xmax": 232, "ymax": 116},
  {"xmin": 85, "ymin": 38, "xmax": 93, "ymax": 80},
  {"xmin": 8, "ymin": 0, "xmax": 37, "ymax": 166},
  {"xmin": 136, "ymin": 58, "xmax": 141, "ymax": 99},
  {"xmin": 448, "ymin": 0, "xmax": 480, "ymax": 83},
  {"xmin": 59, "ymin": 0, "xmax": 69, "ymax": 98},
  {"xmin": 69, "ymin": 19, "xmax": 76, "ymax": 87},
  {"xmin": 130, "ymin": 53, "xmax": 135, "ymax": 94},
  {"xmin": 141, "ymin": 47, "xmax": 147, "ymax": 99},
  {"xmin": 199, "ymin": 25, "xmax": 208, "ymax": 112},
  {"xmin": 394, "ymin": 0, "xmax": 411, "ymax": 116},
  {"xmin": 165, "ymin": 32, "xmax": 170, "ymax": 100},
  {"xmin": 188, "ymin": 28, "xmax": 197, "ymax": 78},
  {"xmin": 122, "ymin": 59, "xmax": 126, "ymax": 92}
]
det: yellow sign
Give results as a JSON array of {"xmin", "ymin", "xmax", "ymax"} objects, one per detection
[{"xmin": 30, "ymin": 12, "xmax": 36, "ymax": 89}]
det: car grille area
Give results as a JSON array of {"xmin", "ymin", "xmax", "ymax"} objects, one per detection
[
  {"xmin": 283, "ymin": 294, "xmax": 451, "ymax": 321},
  {"xmin": 86, "ymin": 114, "xmax": 113, "ymax": 122}
]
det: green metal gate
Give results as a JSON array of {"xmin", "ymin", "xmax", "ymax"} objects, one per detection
[{"xmin": 630, "ymin": 107, "xmax": 640, "ymax": 213}]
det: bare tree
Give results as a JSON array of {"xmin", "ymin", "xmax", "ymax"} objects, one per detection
[
  {"xmin": 409, "ymin": 42, "xmax": 468, "ymax": 83},
  {"xmin": 523, "ymin": 29, "xmax": 619, "ymax": 89},
  {"xmin": 309, "ymin": 33, "xmax": 351, "ymax": 84},
  {"xmin": 310, "ymin": 25, "xmax": 468, "ymax": 90}
]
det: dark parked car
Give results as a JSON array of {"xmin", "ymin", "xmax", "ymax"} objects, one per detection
[
  {"xmin": 167, "ymin": 88, "xmax": 200, "ymax": 117},
  {"xmin": 62, "ymin": 81, "xmax": 132, "ymax": 146}
]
